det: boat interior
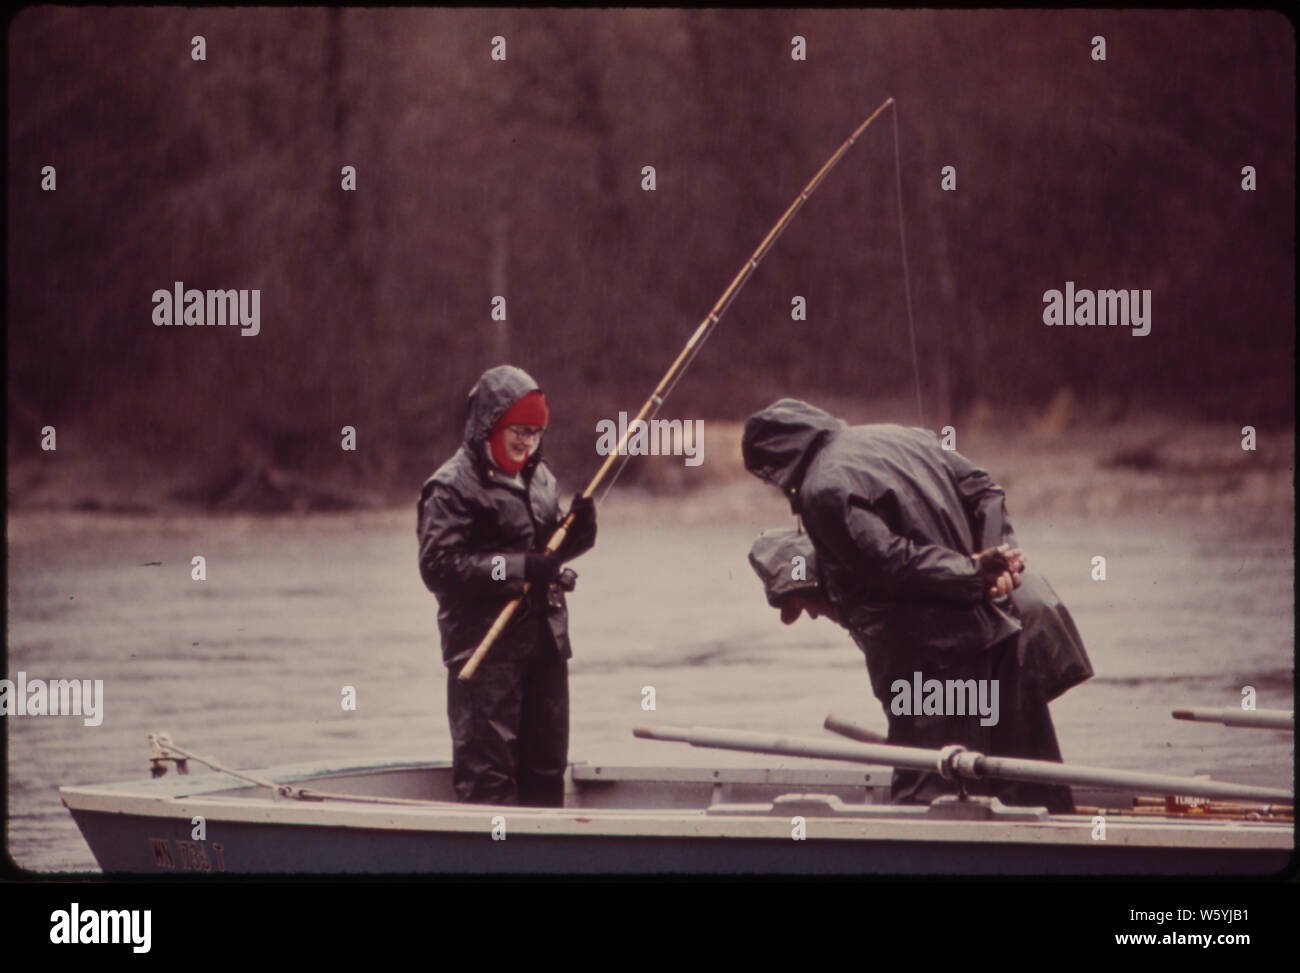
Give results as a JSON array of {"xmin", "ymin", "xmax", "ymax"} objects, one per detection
[{"xmin": 122, "ymin": 757, "xmax": 1292, "ymax": 823}]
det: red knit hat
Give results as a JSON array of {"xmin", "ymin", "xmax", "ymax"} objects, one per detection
[{"xmin": 488, "ymin": 390, "xmax": 549, "ymax": 474}]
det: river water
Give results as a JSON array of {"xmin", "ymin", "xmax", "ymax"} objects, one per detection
[{"xmin": 5, "ymin": 506, "xmax": 1294, "ymax": 871}]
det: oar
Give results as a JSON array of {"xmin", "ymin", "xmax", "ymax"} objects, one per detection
[
  {"xmin": 459, "ymin": 98, "xmax": 900, "ymax": 681},
  {"xmin": 823, "ymin": 713, "xmax": 887, "ymax": 744},
  {"xmin": 632, "ymin": 724, "xmax": 1294, "ymax": 804},
  {"xmin": 1171, "ymin": 706, "xmax": 1293, "ymax": 731},
  {"xmin": 1133, "ymin": 796, "xmax": 1292, "ymax": 817}
]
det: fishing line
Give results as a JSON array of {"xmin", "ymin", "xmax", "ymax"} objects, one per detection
[{"xmin": 890, "ymin": 100, "xmax": 924, "ymax": 427}]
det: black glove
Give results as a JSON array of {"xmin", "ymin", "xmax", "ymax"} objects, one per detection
[
  {"xmin": 557, "ymin": 568, "xmax": 578, "ymax": 592},
  {"xmin": 555, "ymin": 494, "xmax": 597, "ymax": 562},
  {"xmin": 524, "ymin": 553, "xmax": 561, "ymax": 584}
]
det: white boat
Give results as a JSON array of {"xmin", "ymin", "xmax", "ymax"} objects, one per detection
[{"xmin": 60, "ymin": 727, "xmax": 1293, "ymax": 876}]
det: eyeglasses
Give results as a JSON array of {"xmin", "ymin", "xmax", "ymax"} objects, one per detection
[{"xmin": 505, "ymin": 425, "xmax": 545, "ymax": 441}]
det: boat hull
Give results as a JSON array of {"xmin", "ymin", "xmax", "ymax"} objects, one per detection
[
  {"xmin": 61, "ymin": 758, "xmax": 1294, "ymax": 876},
  {"xmin": 64, "ymin": 808, "xmax": 1293, "ymax": 876}
]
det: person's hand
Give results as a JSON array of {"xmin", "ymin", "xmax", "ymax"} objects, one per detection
[
  {"xmin": 974, "ymin": 545, "xmax": 1025, "ymax": 599},
  {"xmin": 555, "ymin": 494, "xmax": 597, "ymax": 561},
  {"xmin": 524, "ymin": 553, "xmax": 561, "ymax": 584},
  {"xmin": 569, "ymin": 493, "xmax": 596, "ymax": 532},
  {"xmin": 990, "ymin": 570, "xmax": 1014, "ymax": 599},
  {"xmin": 998, "ymin": 544, "xmax": 1026, "ymax": 579}
]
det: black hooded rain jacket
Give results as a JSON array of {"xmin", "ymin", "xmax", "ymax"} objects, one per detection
[
  {"xmin": 417, "ymin": 365, "xmax": 581, "ymax": 667},
  {"xmin": 742, "ymin": 398, "xmax": 1022, "ymax": 701}
]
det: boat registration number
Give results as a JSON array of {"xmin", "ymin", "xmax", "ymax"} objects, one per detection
[{"xmin": 148, "ymin": 836, "xmax": 226, "ymax": 872}]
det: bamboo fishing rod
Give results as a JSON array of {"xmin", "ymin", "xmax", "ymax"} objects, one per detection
[{"xmin": 459, "ymin": 97, "xmax": 898, "ymax": 681}]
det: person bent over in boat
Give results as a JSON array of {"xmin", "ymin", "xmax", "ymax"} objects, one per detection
[
  {"xmin": 743, "ymin": 399, "xmax": 1088, "ymax": 814},
  {"xmin": 417, "ymin": 365, "xmax": 596, "ymax": 806}
]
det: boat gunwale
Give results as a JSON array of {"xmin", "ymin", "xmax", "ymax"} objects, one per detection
[
  {"xmin": 60, "ymin": 757, "xmax": 902, "ymax": 800},
  {"xmin": 61, "ymin": 787, "xmax": 1295, "ymax": 851}
]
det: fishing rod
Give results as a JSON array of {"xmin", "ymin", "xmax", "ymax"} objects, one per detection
[{"xmin": 460, "ymin": 97, "xmax": 900, "ymax": 681}]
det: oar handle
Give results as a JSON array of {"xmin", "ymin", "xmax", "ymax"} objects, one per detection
[
  {"xmin": 1171, "ymin": 706, "xmax": 1293, "ymax": 731},
  {"xmin": 823, "ymin": 713, "xmax": 888, "ymax": 744}
]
